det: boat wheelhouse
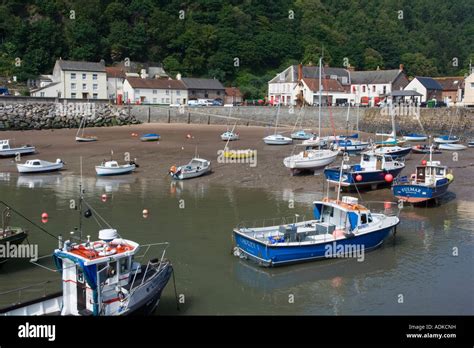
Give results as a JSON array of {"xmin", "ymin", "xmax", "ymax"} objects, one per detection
[
  {"xmin": 324, "ymin": 152, "xmax": 405, "ymax": 188},
  {"xmin": 233, "ymin": 196, "xmax": 399, "ymax": 267},
  {"xmin": 169, "ymin": 157, "xmax": 211, "ymax": 180}
]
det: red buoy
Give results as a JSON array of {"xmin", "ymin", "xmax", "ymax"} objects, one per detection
[
  {"xmin": 385, "ymin": 174, "xmax": 393, "ymax": 183},
  {"xmin": 101, "ymin": 194, "xmax": 107, "ymax": 202},
  {"xmin": 142, "ymin": 209, "xmax": 149, "ymax": 218},
  {"xmin": 355, "ymin": 174, "xmax": 363, "ymax": 182},
  {"xmin": 41, "ymin": 212, "xmax": 48, "ymax": 219},
  {"xmin": 41, "ymin": 217, "xmax": 48, "ymax": 224},
  {"xmin": 421, "ymin": 159, "xmax": 427, "ymax": 165},
  {"xmin": 384, "ymin": 201, "xmax": 391, "ymax": 210}
]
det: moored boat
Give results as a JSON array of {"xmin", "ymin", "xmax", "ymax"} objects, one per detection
[
  {"xmin": 16, "ymin": 159, "xmax": 64, "ymax": 174},
  {"xmin": 434, "ymin": 135, "xmax": 459, "ymax": 144},
  {"xmin": 75, "ymin": 118, "xmax": 97, "ymax": 142},
  {"xmin": 263, "ymin": 134, "xmax": 293, "ymax": 145},
  {"xmin": 233, "ymin": 196, "xmax": 399, "ymax": 267},
  {"xmin": 95, "ymin": 160, "xmax": 136, "ymax": 176},
  {"xmin": 331, "ymin": 139, "xmax": 369, "ymax": 155},
  {"xmin": 0, "ymin": 140, "xmax": 35, "ymax": 157},
  {"xmin": 371, "ymin": 145, "xmax": 411, "ymax": 159},
  {"xmin": 290, "ymin": 130, "xmax": 312, "ymax": 140},
  {"xmin": 169, "ymin": 157, "xmax": 211, "ymax": 180},
  {"xmin": 468, "ymin": 140, "xmax": 474, "ymax": 148},
  {"xmin": 392, "ymin": 148, "xmax": 453, "ymax": 204},
  {"xmin": 411, "ymin": 144, "xmax": 441, "ymax": 154},
  {"xmin": 283, "ymin": 148, "xmax": 338, "ymax": 174},
  {"xmin": 0, "ymin": 207, "xmax": 28, "ymax": 266},
  {"xmin": 438, "ymin": 143, "xmax": 467, "ymax": 151},
  {"xmin": 324, "ymin": 152, "xmax": 405, "ymax": 189},
  {"xmin": 403, "ymin": 133, "xmax": 428, "ymax": 142},
  {"xmin": 221, "ymin": 131, "xmax": 239, "ymax": 141},
  {"xmin": 140, "ymin": 133, "xmax": 160, "ymax": 142}
]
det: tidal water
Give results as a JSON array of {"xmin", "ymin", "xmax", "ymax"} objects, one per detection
[{"xmin": 0, "ymin": 173, "xmax": 472, "ymax": 315}]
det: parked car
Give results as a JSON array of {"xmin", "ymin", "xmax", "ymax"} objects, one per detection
[
  {"xmin": 197, "ymin": 99, "xmax": 213, "ymax": 106},
  {"xmin": 188, "ymin": 100, "xmax": 200, "ymax": 107},
  {"xmin": 212, "ymin": 99, "xmax": 223, "ymax": 106},
  {"xmin": 0, "ymin": 87, "xmax": 10, "ymax": 96},
  {"xmin": 435, "ymin": 101, "xmax": 447, "ymax": 107}
]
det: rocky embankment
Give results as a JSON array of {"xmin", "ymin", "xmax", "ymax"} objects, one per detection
[{"xmin": 0, "ymin": 103, "xmax": 140, "ymax": 130}]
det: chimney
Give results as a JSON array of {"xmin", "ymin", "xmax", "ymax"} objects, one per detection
[
  {"xmin": 176, "ymin": 73, "xmax": 182, "ymax": 80},
  {"xmin": 376, "ymin": 65, "xmax": 380, "ymax": 70},
  {"xmin": 347, "ymin": 64, "xmax": 355, "ymax": 72},
  {"xmin": 399, "ymin": 64, "xmax": 404, "ymax": 71},
  {"xmin": 298, "ymin": 63, "xmax": 303, "ymax": 81},
  {"xmin": 100, "ymin": 59, "xmax": 105, "ymax": 66}
]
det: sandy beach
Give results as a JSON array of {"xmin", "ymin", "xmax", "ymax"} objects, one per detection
[{"xmin": 1, "ymin": 123, "xmax": 473, "ymax": 201}]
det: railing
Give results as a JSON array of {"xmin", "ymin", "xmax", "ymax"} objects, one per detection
[
  {"xmin": 0, "ymin": 280, "xmax": 57, "ymax": 307},
  {"xmin": 236, "ymin": 215, "xmax": 307, "ymax": 230},
  {"xmin": 360, "ymin": 201, "xmax": 402, "ymax": 217}
]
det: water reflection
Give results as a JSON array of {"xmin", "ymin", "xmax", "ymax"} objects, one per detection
[{"xmin": 17, "ymin": 173, "xmax": 63, "ymax": 189}]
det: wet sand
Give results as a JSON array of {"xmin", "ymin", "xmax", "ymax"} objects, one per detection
[{"xmin": 1, "ymin": 123, "xmax": 473, "ymax": 200}]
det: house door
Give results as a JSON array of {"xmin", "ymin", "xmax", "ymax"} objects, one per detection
[
  {"xmin": 82, "ymin": 92, "xmax": 88, "ymax": 99},
  {"xmin": 76, "ymin": 266, "xmax": 86, "ymax": 311}
]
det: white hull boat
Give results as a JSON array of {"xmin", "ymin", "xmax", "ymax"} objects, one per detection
[
  {"xmin": 438, "ymin": 143, "xmax": 467, "ymax": 151},
  {"xmin": 468, "ymin": 140, "xmax": 474, "ymax": 148},
  {"xmin": 403, "ymin": 134, "xmax": 428, "ymax": 142},
  {"xmin": 95, "ymin": 161, "xmax": 136, "ymax": 176},
  {"xmin": 263, "ymin": 134, "xmax": 293, "ymax": 145},
  {"xmin": 283, "ymin": 149, "xmax": 338, "ymax": 171},
  {"xmin": 17, "ymin": 159, "xmax": 64, "ymax": 174},
  {"xmin": 76, "ymin": 136, "xmax": 98, "ymax": 142},
  {"xmin": 76, "ymin": 118, "xmax": 97, "ymax": 142},
  {"xmin": 434, "ymin": 136, "xmax": 459, "ymax": 144},
  {"xmin": 0, "ymin": 140, "xmax": 35, "ymax": 157},
  {"xmin": 302, "ymin": 136, "xmax": 327, "ymax": 147},
  {"xmin": 170, "ymin": 157, "xmax": 211, "ymax": 180},
  {"xmin": 221, "ymin": 131, "xmax": 239, "ymax": 141}
]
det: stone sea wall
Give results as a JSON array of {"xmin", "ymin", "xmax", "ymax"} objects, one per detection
[{"xmin": 0, "ymin": 103, "xmax": 139, "ymax": 130}]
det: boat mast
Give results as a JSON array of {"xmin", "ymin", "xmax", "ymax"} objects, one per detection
[
  {"xmin": 78, "ymin": 156, "xmax": 83, "ymax": 240},
  {"xmin": 390, "ymin": 104, "xmax": 397, "ymax": 141},
  {"xmin": 318, "ymin": 56, "xmax": 322, "ymax": 141}
]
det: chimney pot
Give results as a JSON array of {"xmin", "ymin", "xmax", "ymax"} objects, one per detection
[
  {"xmin": 399, "ymin": 64, "xmax": 404, "ymax": 71},
  {"xmin": 298, "ymin": 63, "xmax": 303, "ymax": 81}
]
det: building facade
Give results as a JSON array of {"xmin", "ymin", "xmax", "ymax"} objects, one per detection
[
  {"xmin": 123, "ymin": 77, "xmax": 188, "ymax": 105},
  {"xmin": 404, "ymin": 77, "xmax": 443, "ymax": 102},
  {"xmin": 463, "ymin": 70, "xmax": 474, "ymax": 106},
  {"xmin": 433, "ymin": 77, "xmax": 464, "ymax": 105},
  {"xmin": 180, "ymin": 77, "xmax": 225, "ymax": 100}
]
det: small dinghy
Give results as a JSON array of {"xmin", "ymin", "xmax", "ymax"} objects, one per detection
[
  {"xmin": 169, "ymin": 157, "xmax": 211, "ymax": 180},
  {"xmin": 412, "ymin": 144, "xmax": 441, "ymax": 154},
  {"xmin": 0, "ymin": 140, "xmax": 35, "ymax": 157},
  {"xmin": 95, "ymin": 160, "xmax": 136, "ymax": 176},
  {"xmin": 438, "ymin": 143, "xmax": 467, "ymax": 151},
  {"xmin": 17, "ymin": 159, "xmax": 64, "ymax": 174},
  {"xmin": 221, "ymin": 131, "xmax": 239, "ymax": 141},
  {"xmin": 263, "ymin": 134, "xmax": 293, "ymax": 145},
  {"xmin": 140, "ymin": 133, "xmax": 160, "ymax": 142},
  {"xmin": 290, "ymin": 130, "xmax": 312, "ymax": 140},
  {"xmin": 468, "ymin": 140, "xmax": 474, "ymax": 148},
  {"xmin": 434, "ymin": 135, "xmax": 459, "ymax": 144},
  {"xmin": 403, "ymin": 133, "xmax": 427, "ymax": 142}
]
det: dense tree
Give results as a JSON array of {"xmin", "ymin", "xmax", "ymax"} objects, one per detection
[{"xmin": 0, "ymin": 0, "xmax": 472, "ymax": 98}]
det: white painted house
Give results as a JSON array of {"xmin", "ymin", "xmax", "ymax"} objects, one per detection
[
  {"xmin": 462, "ymin": 68, "xmax": 474, "ymax": 106},
  {"xmin": 404, "ymin": 76, "xmax": 443, "ymax": 102},
  {"xmin": 123, "ymin": 77, "xmax": 188, "ymax": 105},
  {"xmin": 268, "ymin": 64, "xmax": 351, "ymax": 105},
  {"xmin": 31, "ymin": 60, "xmax": 107, "ymax": 99},
  {"xmin": 349, "ymin": 67, "xmax": 409, "ymax": 106},
  {"xmin": 106, "ymin": 66, "xmax": 126, "ymax": 102}
]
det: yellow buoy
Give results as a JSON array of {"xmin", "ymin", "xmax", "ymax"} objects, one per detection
[{"xmin": 446, "ymin": 173, "xmax": 454, "ymax": 182}]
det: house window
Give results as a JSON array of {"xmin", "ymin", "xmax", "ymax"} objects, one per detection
[
  {"xmin": 92, "ymin": 74, "xmax": 97, "ymax": 80},
  {"xmin": 166, "ymin": 98, "xmax": 170, "ymax": 103},
  {"xmin": 71, "ymin": 83, "xmax": 76, "ymax": 90},
  {"xmin": 40, "ymin": 92, "xmax": 45, "ymax": 97},
  {"xmin": 161, "ymin": 98, "xmax": 165, "ymax": 103},
  {"xmin": 471, "ymin": 83, "xmax": 474, "ymax": 88},
  {"xmin": 153, "ymin": 98, "xmax": 157, "ymax": 103},
  {"xmin": 176, "ymin": 90, "xmax": 181, "ymax": 96},
  {"xmin": 93, "ymin": 84, "xmax": 98, "ymax": 90},
  {"xmin": 71, "ymin": 93, "xmax": 76, "ymax": 98},
  {"xmin": 217, "ymin": 91, "xmax": 221, "ymax": 96},
  {"xmin": 136, "ymin": 89, "xmax": 140, "ymax": 94},
  {"xmin": 93, "ymin": 93, "xmax": 98, "ymax": 99},
  {"xmin": 166, "ymin": 90, "xmax": 169, "ymax": 95},
  {"xmin": 82, "ymin": 83, "xmax": 87, "ymax": 90},
  {"xmin": 383, "ymin": 86, "xmax": 387, "ymax": 94},
  {"xmin": 176, "ymin": 98, "xmax": 180, "ymax": 103},
  {"xmin": 71, "ymin": 73, "xmax": 76, "ymax": 79},
  {"xmin": 82, "ymin": 73, "xmax": 86, "ymax": 79},
  {"xmin": 372, "ymin": 85, "xmax": 376, "ymax": 92},
  {"xmin": 153, "ymin": 90, "xmax": 157, "ymax": 94},
  {"xmin": 362, "ymin": 86, "xmax": 366, "ymax": 93}
]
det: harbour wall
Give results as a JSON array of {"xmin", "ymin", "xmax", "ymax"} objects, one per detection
[{"xmin": 0, "ymin": 101, "xmax": 472, "ymax": 137}]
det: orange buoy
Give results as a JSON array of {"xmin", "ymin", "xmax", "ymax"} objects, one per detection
[
  {"xmin": 101, "ymin": 194, "xmax": 107, "ymax": 202},
  {"xmin": 355, "ymin": 174, "xmax": 363, "ymax": 182},
  {"xmin": 41, "ymin": 212, "xmax": 48, "ymax": 219},
  {"xmin": 421, "ymin": 159, "xmax": 427, "ymax": 165},
  {"xmin": 384, "ymin": 174, "xmax": 393, "ymax": 183},
  {"xmin": 169, "ymin": 165, "xmax": 177, "ymax": 173}
]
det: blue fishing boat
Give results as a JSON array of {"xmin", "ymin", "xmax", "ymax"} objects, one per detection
[
  {"xmin": 233, "ymin": 196, "xmax": 399, "ymax": 267},
  {"xmin": 392, "ymin": 148, "xmax": 454, "ymax": 204},
  {"xmin": 291, "ymin": 130, "xmax": 313, "ymax": 140},
  {"xmin": 140, "ymin": 133, "xmax": 160, "ymax": 142},
  {"xmin": 372, "ymin": 145, "xmax": 411, "ymax": 159},
  {"xmin": 324, "ymin": 152, "xmax": 405, "ymax": 188}
]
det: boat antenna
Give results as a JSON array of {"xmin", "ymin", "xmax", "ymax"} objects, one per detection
[
  {"xmin": 79, "ymin": 156, "xmax": 83, "ymax": 240},
  {"xmin": 318, "ymin": 56, "xmax": 322, "ymax": 144}
]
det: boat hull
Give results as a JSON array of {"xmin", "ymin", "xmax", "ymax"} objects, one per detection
[
  {"xmin": 0, "ymin": 229, "xmax": 28, "ymax": 265},
  {"xmin": 438, "ymin": 144, "xmax": 467, "ymax": 151},
  {"xmin": 234, "ymin": 226, "xmax": 395, "ymax": 267},
  {"xmin": 264, "ymin": 138, "xmax": 293, "ymax": 145},
  {"xmin": 95, "ymin": 165, "xmax": 135, "ymax": 176},
  {"xmin": 324, "ymin": 166, "xmax": 404, "ymax": 188},
  {"xmin": 0, "ymin": 147, "xmax": 35, "ymax": 157},
  {"xmin": 75, "ymin": 137, "xmax": 97, "ymax": 142},
  {"xmin": 171, "ymin": 167, "xmax": 210, "ymax": 180},
  {"xmin": 374, "ymin": 147, "xmax": 411, "ymax": 159},
  {"xmin": 17, "ymin": 163, "xmax": 63, "ymax": 174},
  {"xmin": 283, "ymin": 151, "xmax": 338, "ymax": 170},
  {"xmin": 392, "ymin": 180, "xmax": 451, "ymax": 204}
]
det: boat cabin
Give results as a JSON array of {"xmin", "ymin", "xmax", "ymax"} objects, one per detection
[
  {"xmin": 25, "ymin": 160, "xmax": 42, "ymax": 166},
  {"xmin": 414, "ymin": 161, "xmax": 447, "ymax": 185},
  {"xmin": 0, "ymin": 140, "xmax": 11, "ymax": 150},
  {"xmin": 54, "ymin": 229, "xmax": 140, "ymax": 316},
  {"xmin": 357, "ymin": 152, "xmax": 395, "ymax": 171},
  {"xmin": 102, "ymin": 161, "xmax": 119, "ymax": 168}
]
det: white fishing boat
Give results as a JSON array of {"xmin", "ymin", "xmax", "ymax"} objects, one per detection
[
  {"xmin": 169, "ymin": 157, "xmax": 211, "ymax": 180},
  {"xmin": 283, "ymin": 149, "xmax": 338, "ymax": 173},
  {"xmin": 438, "ymin": 143, "xmax": 467, "ymax": 151},
  {"xmin": 76, "ymin": 118, "xmax": 97, "ymax": 142},
  {"xmin": 17, "ymin": 159, "xmax": 64, "ymax": 174},
  {"xmin": 221, "ymin": 131, "xmax": 239, "ymax": 141},
  {"xmin": 263, "ymin": 134, "xmax": 293, "ymax": 145},
  {"xmin": 0, "ymin": 140, "xmax": 35, "ymax": 157},
  {"xmin": 95, "ymin": 160, "xmax": 136, "ymax": 176}
]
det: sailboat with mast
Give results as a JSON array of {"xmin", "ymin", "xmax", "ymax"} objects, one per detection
[
  {"xmin": 76, "ymin": 117, "xmax": 98, "ymax": 142},
  {"xmin": 263, "ymin": 105, "xmax": 293, "ymax": 145},
  {"xmin": 283, "ymin": 57, "xmax": 339, "ymax": 174},
  {"xmin": 290, "ymin": 106, "xmax": 312, "ymax": 140},
  {"xmin": 331, "ymin": 103, "xmax": 369, "ymax": 154}
]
